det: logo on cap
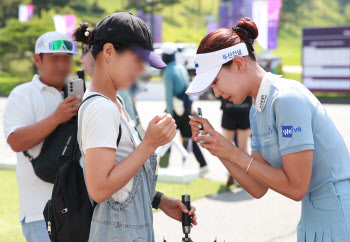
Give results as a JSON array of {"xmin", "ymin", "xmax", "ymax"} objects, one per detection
[
  {"xmin": 195, "ymin": 62, "xmax": 199, "ymax": 68},
  {"xmin": 223, "ymin": 49, "xmax": 242, "ymax": 60}
]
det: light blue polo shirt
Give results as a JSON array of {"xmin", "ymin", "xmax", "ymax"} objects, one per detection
[{"xmin": 250, "ymin": 72, "xmax": 350, "ymax": 192}]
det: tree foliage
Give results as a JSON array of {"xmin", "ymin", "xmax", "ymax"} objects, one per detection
[
  {"xmin": 127, "ymin": 0, "xmax": 181, "ymax": 13},
  {"xmin": 0, "ymin": 15, "xmax": 53, "ymax": 77}
]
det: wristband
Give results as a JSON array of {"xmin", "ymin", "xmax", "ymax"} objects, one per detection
[{"xmin": 152, "ymin": 191, "xmax": 163, "ymax": 209}]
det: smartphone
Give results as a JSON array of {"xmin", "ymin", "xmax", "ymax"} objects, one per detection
[
  {"xmin": 63, "ymin": 79, "xmax": 85, "ymax": 99},
  {"xmin": 197, "ymin": 107, "xmax": 202, "ymax": 118},
  {"xmin": 197, "ymin": 107, "xmax": 204, "ymax": 131}
]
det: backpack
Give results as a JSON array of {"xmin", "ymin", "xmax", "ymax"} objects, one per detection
[
  {"xmin": 43, "ymin": 94, "xmax": 122, "ymax": 242},
  {"xmin": 23, "ymin": 116, "xmax": 82, "ymax": 184}
]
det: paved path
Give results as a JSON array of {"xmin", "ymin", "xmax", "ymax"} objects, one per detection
[{"xmin": 153, "ymin": 188, "xmax": 300, "ymax": 242}]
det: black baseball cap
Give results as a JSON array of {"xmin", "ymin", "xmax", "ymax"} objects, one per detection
[{"xmin": 93, "ymin": 12, "xmax": 166, "ymax": 69}]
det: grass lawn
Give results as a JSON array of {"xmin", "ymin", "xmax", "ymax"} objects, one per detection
[
  {"xmin": 0, "ymin": 169, "xmax": 227, "ymax": 241},
  {"xmin": 0, "ymin": 170, "xmax": 24, "ymax": 242}
]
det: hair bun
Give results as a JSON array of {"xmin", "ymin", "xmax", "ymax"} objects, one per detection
[
  {"xmin": 73, "ymin": 22, "xmax": 95, "ymax": 46},
  {"xmin": 235, "ymin": 17, "xmax": 259, "ymax": 40}
]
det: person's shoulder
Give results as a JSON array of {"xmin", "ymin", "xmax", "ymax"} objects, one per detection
[
  {"xmin": 7, "ymin": 81, "xmax": 36, "ymax": 102},
  {"xmin": 82, "ymin": 94, "xmax": 119, "ymax": 118},
  {"xmin": 272, "ymin": 77, "xmax": 303, "ymax": 90},
  {"xmin": 272, "ymin": 78, "xmax": 312, "ymax": 102},
  {"xmin": 272, "ymin": 80, "xmax": 318, "ymax": 114},
  {"xmin": 10, "ymin": 81, "xmax": 34, "ymax": 95}
]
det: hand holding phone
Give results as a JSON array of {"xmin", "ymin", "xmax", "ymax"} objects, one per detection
[
  {"xmin": 63, "ymin": 79, "xmax": 85, "ymax": 100},
  {"xmin": 189, "ymin": 107, "xmax": 215, "ymax": 143},
  {"xmin": 197, "ymin": 107, "xmax": 210, "ymax": 143}
]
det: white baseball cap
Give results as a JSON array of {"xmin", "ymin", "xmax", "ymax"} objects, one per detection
[
  {"xmin": 161, "ymin": 42, "xmax": 178, "ymax": 55},
  {"xmin": 35, "ymin": 31, "xmax": 78, "ymax": 55},
  {"xmin": 186, "ymin": 43, "xmax": 249, "ymax": 96}
]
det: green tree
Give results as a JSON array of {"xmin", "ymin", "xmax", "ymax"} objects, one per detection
[
  {"xmin": 0, "ymin": 0, "xmax": 24, "ymax": 27},
  {"xmin": 0, "ymin": 16, "xmax": 53, "ymax": 77},
  {"xmin": 32, "ymin": 0, "xmax": 49, "ymax": 18},
  {"xmin": 32, "ymin": 0, "xmax": 71, "ymax": 18},
  {"xmin": 127, "ymin": 0, "xmax": 181, "ymax": 13}
]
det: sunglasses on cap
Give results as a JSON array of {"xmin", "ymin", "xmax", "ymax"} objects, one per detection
[{"xmin": 49, "ymin": 40, "xmax": 74, "ymax": 51}]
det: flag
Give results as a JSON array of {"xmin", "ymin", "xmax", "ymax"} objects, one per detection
[
  {"xmin": 253, "ymin": 0, "xmax": 268, "ymax": 49},
  {"xmin": 267, "ymin": 0, "xmax": 282, "ymax": 49},
  {"xmin": 19, "ymin": 4, "xmax": 34, "ymax": 23}
]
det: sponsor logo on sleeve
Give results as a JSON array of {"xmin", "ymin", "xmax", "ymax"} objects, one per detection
[
  {"xmin": 282, "ymin": 126, "xmax": 302, "ymax": 138},
  {"xmin": 282, "ymin": 126, "xmax": 293, "ymax": 137}
]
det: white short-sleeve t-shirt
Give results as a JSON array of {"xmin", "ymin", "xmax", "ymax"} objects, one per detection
[{"xmin": 80, "ymin": 91, "xmax": 141, "ymax": 202}]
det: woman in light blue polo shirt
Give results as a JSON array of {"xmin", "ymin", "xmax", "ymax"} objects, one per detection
[{"xmin": 188, "ymin": 17, "xmax": 350, "ymax": 241}]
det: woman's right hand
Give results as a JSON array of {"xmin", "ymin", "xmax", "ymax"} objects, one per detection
[
  {"xmin": 143, "ymin": 113, "xmax": 177, "ymax": 150},
  {"xmin": 189, "ymin": 116, "xmax": 215, "ymax": 141}
]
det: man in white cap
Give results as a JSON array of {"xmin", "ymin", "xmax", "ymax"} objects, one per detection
[{"xmin": 3, "ymin": 31, "xmax": 81, "ymax": 242}]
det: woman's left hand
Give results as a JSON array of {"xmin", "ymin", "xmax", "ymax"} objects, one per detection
[
  {"xmin": 159, "ymin": 195, "xmax": 197, "ymax": 227},
  {"xmin": 197, "ymin": 129, "xmax": 236, "ymax": 161}
]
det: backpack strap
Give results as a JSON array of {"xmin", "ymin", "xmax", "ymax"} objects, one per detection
[
  {"xmin": 23, "ymin": 150, "xmax": 33, "ymax": 161},
  {"xmin": 76, "ymin": 94, "xmax": 122, "ymax": 159},
  {"xmin": 73, "ymin": 94, "xmax": 108, "ymax": 160},
  {"xmin": 116, "ymin": 95, "xmax": 125, "ymax": 147},
  {"xmin": 117, "ymin": 125, "xmax": 122, "ymax": 147},
  {"xmin": 22, "ymin": 94, "xmax": 104, "ymax": 161},
  {"xmin": 117, "ymin": 95, "xmax": 124, "ymax": 106}
]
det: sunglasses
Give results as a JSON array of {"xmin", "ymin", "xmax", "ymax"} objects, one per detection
[{"xmin": 49, "ymin": 40, "xmax": 73, "ymax": 51}]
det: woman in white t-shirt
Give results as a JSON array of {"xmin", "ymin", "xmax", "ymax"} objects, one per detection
[{"xmin": 73, "ymin": 13, "xmax": 197, "ymax": 241}]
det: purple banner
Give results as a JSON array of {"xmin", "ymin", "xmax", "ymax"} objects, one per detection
[
  {"xmin": 137, "ymin": 10, "xmax": 162, "ymax": 43},
  {"xmin": 218, "ymin": 0, "xmax": 253, "ymax": 29},
  {"xmin": 208, "ymin": 22, "xmax": 218, "ymax": 33},
  {"xmin": 218, "ymin": 3, "xmax": 230, "ymax": 28},
  {"xmin": 153, "ymin": 15, "xmax": 162, "ymax": 43},
  {"xmin": 267, "ymin": 0, "xmax": 281, "ymax": 49},
  {"xmin": 243, "ymin": 0, "xmax": 253, "ymax": 19},
  {"xmin": 230, "ymin": 0, "xmax": 243, "ymax": 27},
  {"xmin": 137, "ymin": 10, "xmax": 147, "ymax": 22}
]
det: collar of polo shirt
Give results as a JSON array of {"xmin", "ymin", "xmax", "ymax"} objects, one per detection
[
  {"xmin": 33, "ymin": 75, "xmax": 47, "ymax": 91},
  {"xmin": 186, "ymin": 43, "xmax": 249, "ymax": 96},
  {"xmin": 253, "ymin": 72, "xmax": 283, "ymax": 112}
]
